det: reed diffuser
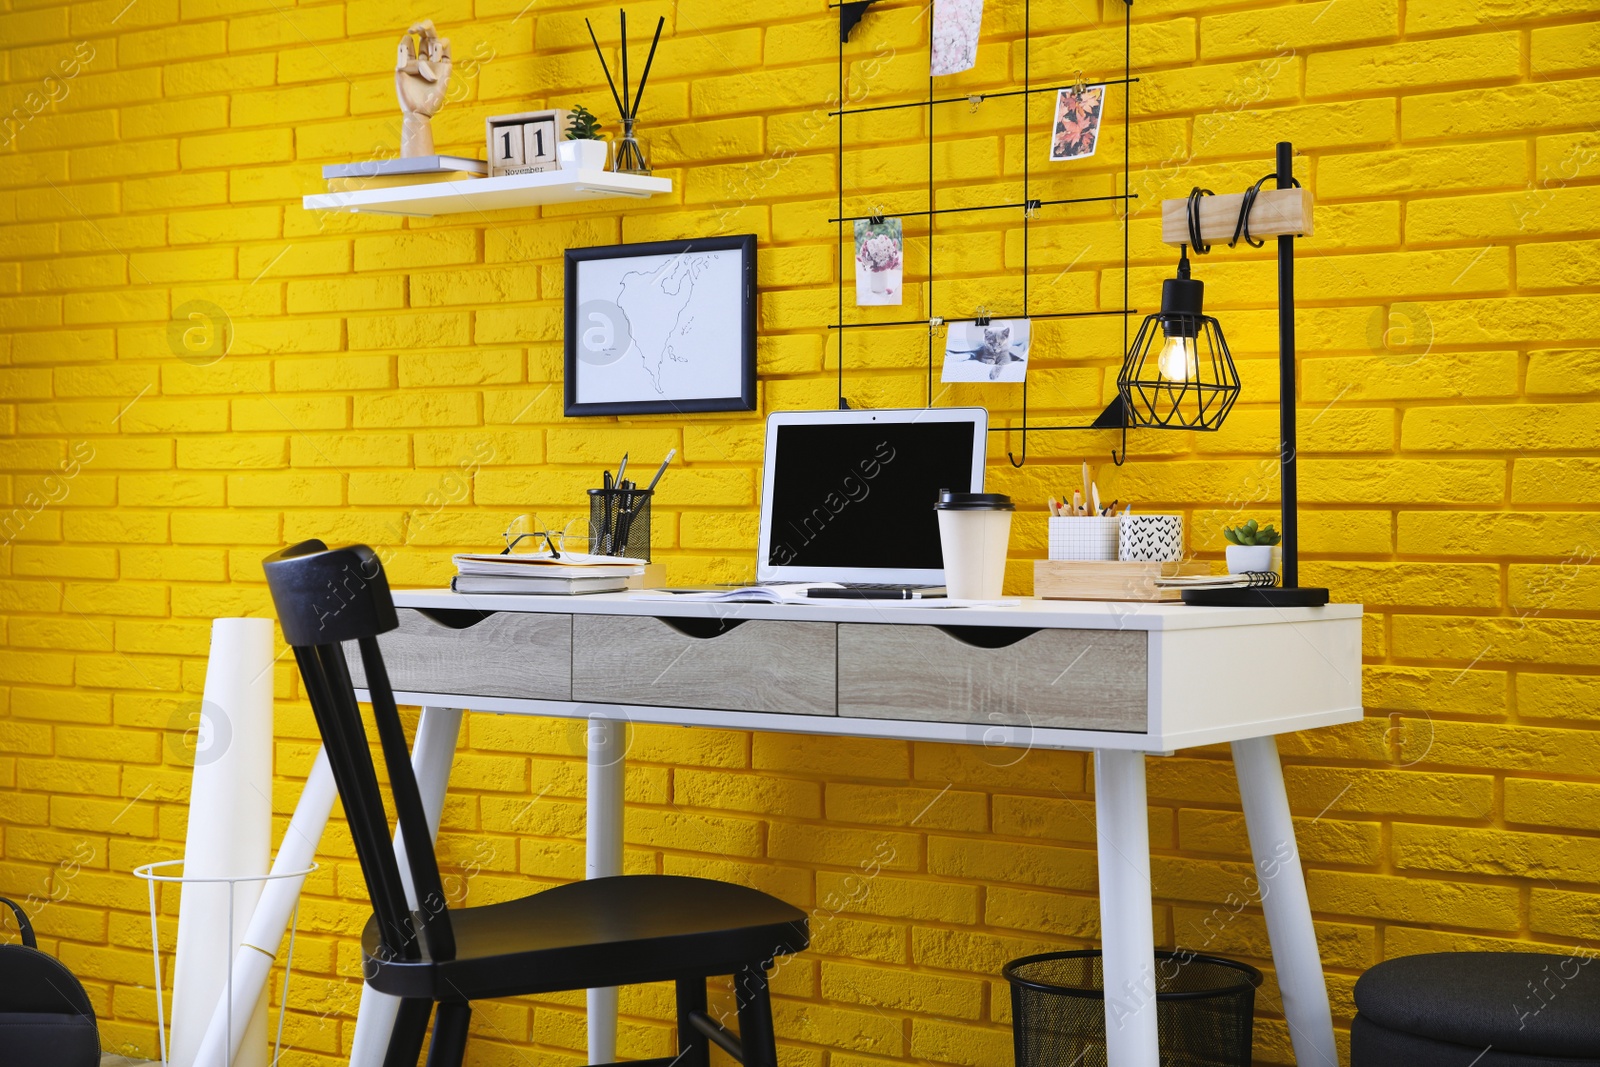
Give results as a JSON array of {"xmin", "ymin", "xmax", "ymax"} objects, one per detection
[{"xmin": 585, "ymin": 10, "xmax": 664, "ymax": 176}]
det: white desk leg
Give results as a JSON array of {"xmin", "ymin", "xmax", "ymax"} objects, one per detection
[
  {"xmin": 1094, "ymin": 748, "xmax": 1160, "ymax": 1067},
  {"xmin": 347, "ymin": 706, "xmax": 464, "ymax": 1067},
  {"xmin": 586, "ymin": 713, "xmax": 625, "ymax": 1065},
  {"xmin": 1232, "ymin": 736, "xmax": 1336, "ymax": 1067}
]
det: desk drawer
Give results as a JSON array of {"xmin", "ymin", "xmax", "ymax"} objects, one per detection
[
  {"xmin": 837, "ymin": 624, "xmax": 1147, "ymax": 732},
  {"xmin": 573, "ymin": 616, "xmax": 836, "ymax": 715},
  {"xmin": 348, "ymin": 608, "xmax": 572, "ymax": 700}
]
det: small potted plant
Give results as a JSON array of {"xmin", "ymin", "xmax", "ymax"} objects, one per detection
[
  {"xmin": 558, "ymin": 105, "xmax": 608, "ymax": 171},
  {"xmin": 1222, "ymin": 519, "xmax": 1281, "ymax": 574}
]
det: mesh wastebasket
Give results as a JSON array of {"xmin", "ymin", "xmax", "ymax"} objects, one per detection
[{"xmin": 1004, "ymin": 950, "xmax": 1262, "ymax": 1067}]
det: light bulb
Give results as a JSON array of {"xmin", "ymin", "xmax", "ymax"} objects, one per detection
[{"xmin": 1157, "ymin": 331, "xmax": 1197, "ymax": 382}]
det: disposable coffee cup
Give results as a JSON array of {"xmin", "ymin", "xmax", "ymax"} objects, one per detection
[{"xmin": 934, "ymin": 490, "xmax": 1015, "ymax": 600}]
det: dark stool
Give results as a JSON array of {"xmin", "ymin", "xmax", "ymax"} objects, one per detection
[{"xmin": 1352, "ymin": 952, "xmax": 1600, "ymax": 1067}]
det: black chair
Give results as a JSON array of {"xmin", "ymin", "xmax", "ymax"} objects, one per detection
[
  {"xmin": 262, "ymin": 540, "xmax": 808, "ymax": 1067},
  {"xmin": 1352, "ymin": 952, "xmax": 1600, "ymax": 1067}
]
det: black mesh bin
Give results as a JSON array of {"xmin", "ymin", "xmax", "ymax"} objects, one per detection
[
  {"xmin": 1004, "ymin": 950, "xmax": 1262, "ymax": 1067},
  {"xmin": 588, "ymin": 487, "xmax": 652, "ymax": 561}
]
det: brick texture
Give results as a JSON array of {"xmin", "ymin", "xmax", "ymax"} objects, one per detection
[{"xmin": 1, "ymin": 5, "xmax": 1598, "ymax": 1067}]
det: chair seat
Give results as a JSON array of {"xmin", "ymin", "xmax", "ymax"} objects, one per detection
[
  {"xmin": 1353, "ymin": 953, "xmax": 1600, "ymax": 1062},
  {"xmin": 364, "ymin": 874, "xmax": 809, "ymax": 1001}
]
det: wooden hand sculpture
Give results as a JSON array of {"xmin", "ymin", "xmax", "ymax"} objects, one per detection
[{"xmin": 395, "ymin": 21, "xmax": 453, "ymax": 157}]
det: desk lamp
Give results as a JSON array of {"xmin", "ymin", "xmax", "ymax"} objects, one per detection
[{"xmin": 1166, "ymin": 143, "xmax": 1330, "ymax": 607}]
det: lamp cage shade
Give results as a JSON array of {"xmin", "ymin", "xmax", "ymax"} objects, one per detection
[{"xmin": 1117, "ymin": 311, "xmax": 1241, "ymax": 431}]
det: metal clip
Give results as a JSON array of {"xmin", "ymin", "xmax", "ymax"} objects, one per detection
[
  {"xmin": 973, "ymin": 305, "xmax": 991, "ymax": 326},
  {"xmin": 968, "ymin": 94, "xmax": 983, "ymax": 113},
  {"xmin": 867, "ymin": 203, "xmax": 887, "ymax": 225},
  {"xmin": 929, "ymin": 316, "xmax": 944, "ymax": 333},
  {"xmin": 1072, "ymin": 70, "xmax": 1089, "ymax": 97},
  {"xmin": 1024, "ymin": 198, "xmax": 1042, "ymax": 219}
]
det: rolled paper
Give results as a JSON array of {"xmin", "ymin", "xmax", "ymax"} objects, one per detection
[
  {"xmin": 193, "ymin": 749, "xmax": 338, "ymax": 1067},
  {"xmin": 169, "ymin": 618, "xmax": 275, "ymax": 1067},
  {"xmin": 930, "ymin": 0, "xmax": 984, "ymax": 76}
]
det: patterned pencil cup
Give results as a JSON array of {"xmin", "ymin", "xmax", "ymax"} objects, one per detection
[
  {"xmin": 1048, "ymin": 517, "xmax": 1120, "ymax": 561},
  {"xmin": 588, "ymin": 488, "xmax": 652, "ymax": 561},
  {"xmin": 1118, "ymin": 514, "xmax": 1183, "ymax": 562}
]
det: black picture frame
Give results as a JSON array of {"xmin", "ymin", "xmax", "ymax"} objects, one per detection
[{"xmin": 563, "ymin": 234, "xmax": 758, "ymax": 417}]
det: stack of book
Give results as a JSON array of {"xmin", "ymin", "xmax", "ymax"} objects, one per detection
[
  {"xmin": 323, "ymin": 155, "xmax": 486, "ymax": 193},
  {"xmin": 451, "ymin": 553, "xmax": 645, "ymax": 595}
]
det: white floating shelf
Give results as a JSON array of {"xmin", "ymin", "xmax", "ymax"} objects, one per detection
[{"xmin": 302, "ymin": 169, "xmax": 673, "ymax": 217}]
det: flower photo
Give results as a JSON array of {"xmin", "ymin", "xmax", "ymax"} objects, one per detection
[
  {"xmin": 1049, "ymin": 84, "xmax": 1105, "ymax": 162},
  {"xmin": 930, "ymin": 0, "xmax": 985, "ymax": 76},
  {"xmin": 854, "ymin": 218, "xmax": 904, "ymax": 306}
]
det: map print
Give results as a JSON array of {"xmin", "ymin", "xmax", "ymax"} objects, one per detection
[
  {"xmin": 573, "ymin": 248, "xmax": 745, "ymax": 408},
  {"xmin": 614, "ymin": 252, "xmax": 714, "ymax": 393}
]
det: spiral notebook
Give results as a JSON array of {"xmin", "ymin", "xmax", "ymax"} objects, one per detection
[{"xmin": 1153, "ymin": 571, "xmax": 1280, "ymax": 590}]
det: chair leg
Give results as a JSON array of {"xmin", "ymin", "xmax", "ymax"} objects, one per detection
[
  {"xmin": 676, "ymin": 977, "xmax": 711, "ymax": 1067},
  {"xmin": 383, "ymin": 998, "xmax": 433, "ymax": 1067},
  {"xmin": 425, "ymin": 1001, "xmax": 472, "ymax": 1067},
  {"xmin": 734, "ymin": 965, "xmax": 779, "ymax": 1067}
]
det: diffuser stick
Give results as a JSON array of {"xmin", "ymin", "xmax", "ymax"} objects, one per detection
[
  {"xmin": 631, "ymin": 16, "xmax": 666, "ymax": 119},
  {"xmin": 620, "ymin": 9, "xmax": 630, "ymax": 120},
  {"xmin": 583, "ymin": 18, "xmax": 627, "ymax": 119}
]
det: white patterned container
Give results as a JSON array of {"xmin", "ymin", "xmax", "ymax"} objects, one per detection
[
  {"xmin": 1048, "ymin": 516, "xmax": 1120, "ymax": 561},
  {"xmin": 1118, "ymin": 514, "xmax": 1184, "ymax": 562}
]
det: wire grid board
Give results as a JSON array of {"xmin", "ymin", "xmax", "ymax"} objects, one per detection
[{"xmin": 829, "ymin": 0, "xmax": 1136, "ymax": 464}]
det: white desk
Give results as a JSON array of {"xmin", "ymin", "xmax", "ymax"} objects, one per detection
[{"xmin": 345, "ymin": 591, "xmax": 1362, "ymax": 1067}]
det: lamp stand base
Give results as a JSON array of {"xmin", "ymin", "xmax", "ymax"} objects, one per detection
[{"xmin": 1181, "ymin": 586, "xmax": 1331, "ymax": 607}]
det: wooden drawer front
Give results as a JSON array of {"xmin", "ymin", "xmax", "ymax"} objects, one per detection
[
  {"xmin": 837, "ymin": 624, "xmax": 1147, "ymax": 732},
  {"xmin": 572, "ymin": 616, "xmax": 837, "ymax": 715},
  {"xmin": 347, "ymin": 608, "xmax": 572, "ymax": 700}
]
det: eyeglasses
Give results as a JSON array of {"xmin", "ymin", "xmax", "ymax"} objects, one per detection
[{"xmin": 501, "ymin": 514, "xmax": 583, "ymax": 558}]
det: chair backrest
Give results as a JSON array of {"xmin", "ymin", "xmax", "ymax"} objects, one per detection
[{"xmin": 261, "ymin": 540, "xmax": 456, "ymax": 966}]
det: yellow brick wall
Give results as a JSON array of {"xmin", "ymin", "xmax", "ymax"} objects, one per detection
[{"xmin": 2, "ymin": 0, "xmax": 1599, "ymax": 1063}]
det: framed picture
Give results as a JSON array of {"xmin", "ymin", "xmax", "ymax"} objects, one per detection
[{"xmin": 564, "ymin": 235, "xmax": 757, "ymax": 417}]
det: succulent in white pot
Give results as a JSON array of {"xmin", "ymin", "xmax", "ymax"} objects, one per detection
[
  {"xmin": 558, "ymin": 105, "xmax": 609, "ymax": 171},
  {"xmin": 1222, "ymin": 519, "xmax": 1281, "ymax": 574}
]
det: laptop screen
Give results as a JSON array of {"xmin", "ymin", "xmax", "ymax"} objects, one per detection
[{"xmin": 764, "ymin": 419, "xmax": 979, "ymax": 574}]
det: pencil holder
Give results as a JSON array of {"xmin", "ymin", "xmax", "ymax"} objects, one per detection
[
  {"xmin": 588, "ymin": 488, "xmax": 652, "ymax": 561},
  {"xmin": 1118, "ymin": 514, "xmax": 1184, "ymax": 562},
  {"xmin": 1048, "ymin": 516, "xmax": 1120, "ymax": 561}
]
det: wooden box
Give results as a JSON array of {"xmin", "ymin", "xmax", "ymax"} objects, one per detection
[{"xmin": 1034, "ymin": 559, "xmax": 1211, "ymax": 602}]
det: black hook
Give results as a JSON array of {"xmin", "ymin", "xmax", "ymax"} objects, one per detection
[
  {"xmin": 1007, "ymin": 380, "xmax": 1029, "ymax": 467},
  {"xmin": 1109, "ymin": 418, "xmax": 1127, "ymax": 466}
]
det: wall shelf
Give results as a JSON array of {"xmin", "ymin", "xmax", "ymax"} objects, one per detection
[{"xmin": 301, "ymin": 169, "xmax": 672, "ymax": 218}]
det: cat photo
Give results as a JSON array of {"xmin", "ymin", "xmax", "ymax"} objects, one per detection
[{"xmin": 941, "ymin": 318, "xmax": 1031, "ymax": 383}]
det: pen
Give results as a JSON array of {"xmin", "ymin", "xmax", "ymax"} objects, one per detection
[
  {"xmin": 601, "ymin": 470, "xmax": 614, "ymax": 553},
  {"xmin": 614, "ymin": 479, "xmax": 638, "ymax": 555},
  {"xmin": 616, "ymin": 452, "xmax": 629, "ymax": 486},
  {"xmin": 644, "ymin": 448, "xmax": 676, "ymax": 492}
]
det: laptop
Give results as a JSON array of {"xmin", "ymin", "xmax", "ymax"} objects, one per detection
[{"xmin": 757, "ymin": 407, "xmax": 988, "ymax": 597}]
